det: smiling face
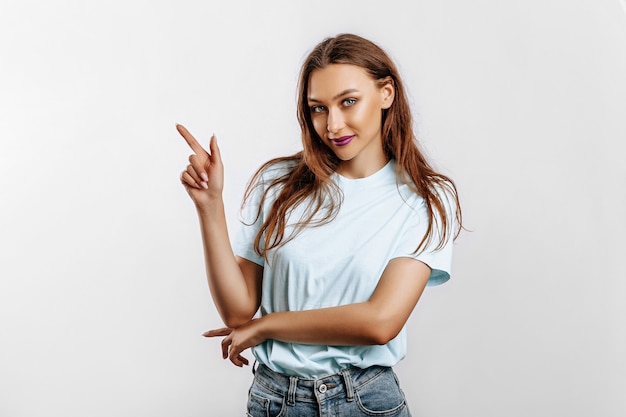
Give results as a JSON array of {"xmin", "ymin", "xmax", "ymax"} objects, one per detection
[{"xmin": 307, "ymin": 64, "xmax": 394, "ymax": 178}]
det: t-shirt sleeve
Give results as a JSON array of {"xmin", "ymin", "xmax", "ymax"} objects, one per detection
[
  {"xmin": 232, "ymin": 217, "xmax": 264, "ymax": 267},
  {"xmin": 393, "ymin": 188, "xmax": 457, "ymax": 286},
  {"xmin": 231, "ymin": 163, "xmax": 292, "ymax": 267},
  {"xmin": 231, "ymin": 180, "xmax": 266, "ymax": 267}
]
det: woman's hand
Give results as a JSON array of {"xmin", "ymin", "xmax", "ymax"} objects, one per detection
[
  {"xmin": 203, "ymin": 319, "xmax": 267, "ymax": 367},
  {"xmin": 177, "ymin": 124, "xmax": 224, "ymax": 208}
]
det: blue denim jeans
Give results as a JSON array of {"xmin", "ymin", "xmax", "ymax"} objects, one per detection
[{"xmin": 246, "ymin": 363, "xmax": 412, "ymax": 417}]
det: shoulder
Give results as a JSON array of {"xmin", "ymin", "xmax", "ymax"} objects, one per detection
[
  {"xmin": 260, "ymin": 159, "xmax": 299, "ymax": 182},
  {"xmin": 394, "ymin": 167, "xmax": 460, "ymax": 234},
  {"xmin": 397, "ymin": 168, "xmax": 458, "ymax": 210},
  {"xmin": 254, "ymin": 154, "xmax": 301, "ymax": 184},
  {"xmin": 243, "ymin": 154, "xmax": 302, "ymax": 204}
]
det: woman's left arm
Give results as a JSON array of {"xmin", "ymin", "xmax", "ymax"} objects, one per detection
[{"xmin": 205, "ymin": 257, "xmax": 431, "ymax": 367}]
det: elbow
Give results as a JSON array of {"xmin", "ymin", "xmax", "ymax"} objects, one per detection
[
  {"xmin": 223, "ymin": 317, "xmax": 248, "ymax": 329},
  {"xmin": 222, "ymin": 311, "xmax": 257, "ymax": 329},
  {"xmin": 366, "ymin": 317, "xmax": 403, "ymax": 345},
  {"xmin": 218, "ymin": 301, "xmax": 260, "ymax": 329},
  {"xmin": 361, "ymin": 302, "xmax": 405, "ymax": 345},
  {"xmin": 368, "ymin": 326, "xmax": 401, "ymax": 345}
]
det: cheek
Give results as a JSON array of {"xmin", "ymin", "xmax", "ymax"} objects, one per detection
[
  {"xmin": 353, "ymin": 104, "xmax": 381, "ymax": 131},
  {"xmin": 311, "ymin": 116, "xmax": 327, "ymax": 138}
]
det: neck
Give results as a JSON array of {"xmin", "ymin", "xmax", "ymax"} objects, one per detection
[{"xmin": 337, "ymin": 155, "xmax": 389, "ymax": 179}]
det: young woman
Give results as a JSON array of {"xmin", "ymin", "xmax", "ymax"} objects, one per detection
[{"xmin": 178, "ymin": 33, "xmax": 462, "ymax": 417}]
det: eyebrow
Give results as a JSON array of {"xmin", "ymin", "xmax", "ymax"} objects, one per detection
[{"xmin": 308, "ymin": 88, "xmax": 359, "ymax": 103}]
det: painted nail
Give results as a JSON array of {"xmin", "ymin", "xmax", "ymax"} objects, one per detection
[{"xmin": 200, "ymin": 172, "xmax": 208, "ymax": 182}]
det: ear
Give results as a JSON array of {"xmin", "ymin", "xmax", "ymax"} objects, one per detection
[{"xmin": 379, "ymin": 77, "xmax": 395, "ymax": 110}]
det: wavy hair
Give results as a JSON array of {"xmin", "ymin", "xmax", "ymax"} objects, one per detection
[{"xmin": 243, "ymin": 33, "xmax": 462, "ymax": 257}]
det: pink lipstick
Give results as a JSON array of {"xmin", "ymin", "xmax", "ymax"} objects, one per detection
[{"xmin": 330, "ymin": 135, "xmax": 354, "ymax": 146}]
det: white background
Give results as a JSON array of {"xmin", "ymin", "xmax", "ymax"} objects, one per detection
[{"xmin": 1, "ymin": 1, "xmax": 625, "ymax": 416}]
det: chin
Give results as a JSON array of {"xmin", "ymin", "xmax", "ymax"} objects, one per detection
[{"xmin": 333, "ymin": 153, "xmax": 354, "ymax": 162}]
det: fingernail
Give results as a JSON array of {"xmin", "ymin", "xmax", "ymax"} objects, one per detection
[
  {"xmin": 201, "ymin": 182, "xmax": 209, "ymax": 190},
  {"xmin": 200, "ymin": 173, "xmax": 208, "ymax": 182}
]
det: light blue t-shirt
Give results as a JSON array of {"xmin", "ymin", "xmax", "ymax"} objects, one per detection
[{"xmin": 232, "ymin": 160, "xmax": 455, "ymax": 378}]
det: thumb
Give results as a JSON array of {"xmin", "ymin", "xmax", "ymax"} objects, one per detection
[
  {"xmin": 208, "ymin": 134, "xmax": 222, "ymax": 164},
  {"xmin": 203, "ymin": 327, "xmax": 232, "ymax": 337}
]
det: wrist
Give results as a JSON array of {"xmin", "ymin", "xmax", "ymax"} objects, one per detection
[
  {"xmin": 195, "ymin": 194, "xmax": 225, "ymax": 215},
  {"xmin": 256, "ymin": 314, "xmax": 272, "ymax": 341}
]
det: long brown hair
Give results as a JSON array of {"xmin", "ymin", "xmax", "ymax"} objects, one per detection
[{"xmin": 243, "ymin": 33, "xmax": 462, "ymax": 257}]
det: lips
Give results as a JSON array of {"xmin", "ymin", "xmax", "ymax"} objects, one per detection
[{"xmin": 330, "ymin": 135, "xmax": 354, "ymax": 146}]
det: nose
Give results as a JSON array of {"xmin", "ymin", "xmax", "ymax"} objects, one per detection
[{"xmin": 326, "ymin": 108, "xmax": 345, "ymax": 134}]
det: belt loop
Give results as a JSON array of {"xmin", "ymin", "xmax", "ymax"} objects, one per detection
[
  {"xmin": 287, "ymin": 376, "xmax": 298, "ymax": 406},
  {"xmin": 341, "ymin": 369, "xmax": 355, "ymax": 402},
  {"xmin": 252, "ymin": 360, "xmax": 258, "ymax": 375}
]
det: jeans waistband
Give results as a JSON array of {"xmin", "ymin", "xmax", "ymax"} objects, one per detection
[{"xmin": 253, "ymin": 363, "xmax": 392, "ymax": 405}]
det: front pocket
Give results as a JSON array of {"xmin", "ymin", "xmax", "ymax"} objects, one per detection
[
  {"xmin": 354, "ymin": 370, "xmax": 407, "ymax": 416},
  {"xmin": 246, "ymin": 386, "xmax": 286, "ymax": 417}
]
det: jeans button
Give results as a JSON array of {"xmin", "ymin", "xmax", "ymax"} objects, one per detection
[{"xmin": 318, "ymin": 383, "xmax": 327, "ymax": 393}]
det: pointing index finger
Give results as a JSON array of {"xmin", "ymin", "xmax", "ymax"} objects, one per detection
[{"xmin": 176, "ymin": 124, "xmax": 208, "ymax": 155}]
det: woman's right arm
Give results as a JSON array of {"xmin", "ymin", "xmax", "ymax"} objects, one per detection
[{"xmin": 177, "ymin": 124, "xmax": 263, "ymax": 328}]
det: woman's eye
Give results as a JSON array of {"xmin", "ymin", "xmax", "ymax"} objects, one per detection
[
  {"xmin": 343, "ymin": 98, "xmax": 357, "ymax": 106},
  {"xmin": 310, "ymin": 105, "xmax": 326, "ymax": 113}
]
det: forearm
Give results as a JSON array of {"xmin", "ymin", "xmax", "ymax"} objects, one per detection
[
  {"xmin": 197, "ymin": 198, "xmax": 259, "ymax": 327},
  {"xmin": 258, "ymin": 301, "xmax": 403, "ymax": 346},
  {"xmin": 210, "ymin": 259, "xmax": 430, "ymax": 367}
]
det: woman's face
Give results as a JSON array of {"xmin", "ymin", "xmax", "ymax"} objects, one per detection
[{"xmin": 307, "ymin": 64, "xmax": 394, "ymax": 178}]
